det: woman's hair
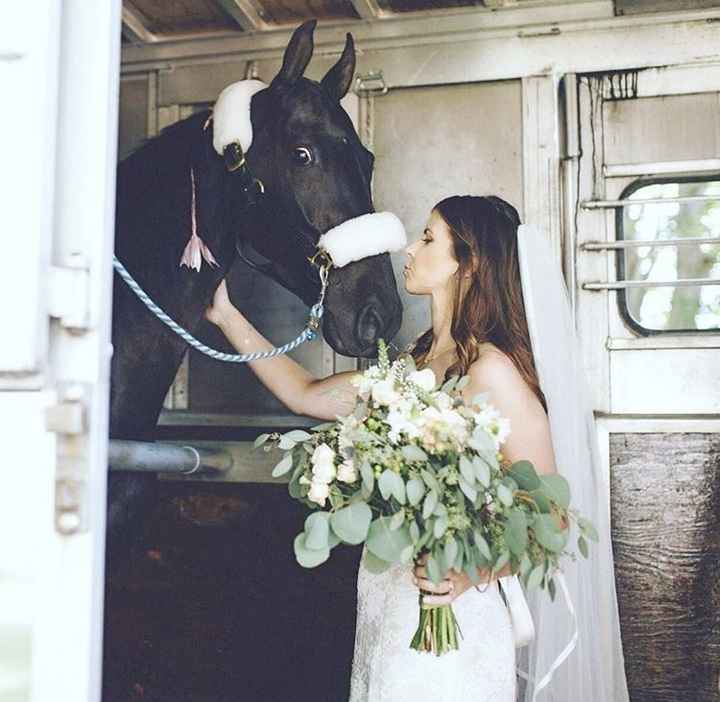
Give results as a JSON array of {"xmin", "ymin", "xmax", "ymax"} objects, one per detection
[{"xmin": 411, "ymin": 195, "xmax": 546, "ymax": 410}]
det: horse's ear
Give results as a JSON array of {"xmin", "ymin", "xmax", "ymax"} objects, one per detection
[
  {"xmin": 321, "ymin": 33, "xmax": 356, "ymax": 102},
  {"xmin": 272, "ymin": 20, "xmax": 316, "ymax": 86}
]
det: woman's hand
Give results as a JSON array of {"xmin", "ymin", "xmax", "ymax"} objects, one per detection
[
  {"xmin": 412, "ymin": 553, "xmax": 512, "ymax": 605},
  {"xmin": 205, "ymin": 279, "xmax": 238, "ymax": 328}
]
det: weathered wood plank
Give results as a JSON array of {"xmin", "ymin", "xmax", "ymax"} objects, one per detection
[{"xmin": 610, "ymin": 432, "xmax": 720, "ymax": 702}]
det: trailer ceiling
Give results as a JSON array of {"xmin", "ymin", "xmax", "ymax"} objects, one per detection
[{"xmin": 121, "ymin": 0, "xmax": 720, "ymax": 42}]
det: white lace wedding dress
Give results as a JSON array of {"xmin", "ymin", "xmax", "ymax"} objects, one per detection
[{"xmin": 349, "ymin": 545, "xmax": 517, "ymax": 701}]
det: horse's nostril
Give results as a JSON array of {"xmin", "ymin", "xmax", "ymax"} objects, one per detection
[{"xmin": 356, "ymin": 303, "xmax": 384, "ymax": 346}]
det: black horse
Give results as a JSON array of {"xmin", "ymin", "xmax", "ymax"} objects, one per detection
[{"xmin": 108, "ymin": 20, "xmax": 402, "ymax": 555}]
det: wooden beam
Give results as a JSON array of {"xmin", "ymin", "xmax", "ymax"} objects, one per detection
[
  {"xmin": 121, "ymin": 4, "xmax": 156, "ymax": 44},
  {"xmin": 215, "ymin": 0, "xmax": 267, "ymax": 32},
  {"xmin": 349, "ymin": 0, "xmax": 383, "ymax": 20}
]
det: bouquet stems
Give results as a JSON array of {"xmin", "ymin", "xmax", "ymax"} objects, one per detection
[{"xmin": 410, "ymin": 593, "xmax": 462, "ymax": 656}]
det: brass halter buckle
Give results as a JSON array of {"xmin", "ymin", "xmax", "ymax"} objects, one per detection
[{"xmin": 223, "ymin": 141, "xmax": 247, "ymax": 172}]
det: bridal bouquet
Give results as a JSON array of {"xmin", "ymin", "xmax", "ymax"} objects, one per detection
[{"xmin": 255, "ymin": 340, "xmax": 598, "ymax": 655}]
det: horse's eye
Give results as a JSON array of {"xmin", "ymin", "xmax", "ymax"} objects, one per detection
[{"xmin": 293, "ymin": 146, "xmax": 313, "ymax": 166}]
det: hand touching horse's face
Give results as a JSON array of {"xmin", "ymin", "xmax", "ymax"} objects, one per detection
[{"xmin": 242, "ymin": 21, "xmax": 402, "ymax": 357}]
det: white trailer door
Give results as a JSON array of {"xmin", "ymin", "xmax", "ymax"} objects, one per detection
[{"xmin": 0, "ymin": 3, "xmax": 121, "ymax": 702}]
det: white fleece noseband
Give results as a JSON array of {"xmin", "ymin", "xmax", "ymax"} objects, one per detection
[
  {"xmin": 212, "ymin": 79, "xmax": 268, "ymax": 156},
  {"xmin": 318, "ymin": 212, "xmax": 407, "ymax": 268}
]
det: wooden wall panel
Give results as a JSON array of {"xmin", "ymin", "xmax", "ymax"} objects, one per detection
[
  {"xmin": 375, "ymin": 0, "xmax": 475, "ymax": 13},
  {"xmin": 128, "ymin": 0, "xmax": 239, "ymax": 35},
  {"xmin": 610, "ymin": 433, "xmax": 720, "ymax": 701},
  {"xmin": 258, "ymin": 0, "xmax": 359, "ymax": 25}
]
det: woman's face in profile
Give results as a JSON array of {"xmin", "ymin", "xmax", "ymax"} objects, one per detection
[{"xmin": 403, "ymin": 210, "xmax": 460, "ymax": 295}]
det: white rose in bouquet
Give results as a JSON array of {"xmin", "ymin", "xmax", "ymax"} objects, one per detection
[
  {"xmin": 307, "ymin": 480, "xmax": 330, "ymax": 507},
  {"xmin": 337, "ymin": 458, "xmax": 358, "ymax": 484},
  {"xmin": 408, "ymin": 368, "xmax": 436, "ymax": 392},
  {"xmin": 311, "ymin": 443, "xmax": 336, "ymax": 483},
  {"xmin": 371, "ymin": 378, "xmax": 400, "ymax": 406}
]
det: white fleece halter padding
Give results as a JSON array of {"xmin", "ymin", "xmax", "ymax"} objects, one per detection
[
  {"xmin": 212, "ymin": 79, "xmax": 268, "ymax": 156},
  {"xmin": 318, "ymin": 212, "xmax": 407, "ymax": 268}
]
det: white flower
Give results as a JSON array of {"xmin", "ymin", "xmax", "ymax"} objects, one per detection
[
  {"xmin": 408, "ymin": 368, "xmax": 436, "ymax": 392},
  {"xmin": 337, "ymin": 458, "xmax": 358, "ymax": 484},
  {"xmin": 311, "ymin": 443, "xmax": 336, "ymax": 483},
  {"xmin": 371, "ymin": 378, "xmax": 400, "ymax": 406},
  {"xmin": 435, "ymin": 392, "xmax": 453, "ymax": 410},
  {"xmin": 350, "ymin": 372, "xmax": 374, "ymax": 399},
  {"xmin": 495, "ymin": 417, "xmax": 511, "ymax": 445},
  {"xmin": 308, "ymin": 480, "xmax": 330, "ymax": 506}
]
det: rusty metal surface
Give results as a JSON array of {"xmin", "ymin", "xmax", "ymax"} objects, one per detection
[{"xmin": 610, "ymin": 432, "xmax": 720, "ymax": 702}]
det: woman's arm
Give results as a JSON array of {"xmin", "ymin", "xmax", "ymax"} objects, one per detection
[{"xmin": 205, "ymin": 280, "xmax": 358, "ymax": 420}]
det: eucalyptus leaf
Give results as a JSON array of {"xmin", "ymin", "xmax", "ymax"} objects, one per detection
[
  {"xmin": 284, "ymin": 430, "xmax": 312, "ymax": 443},
  {"xmin": 406, "ymin": 477, "xmax": 425, "ymax": 506},
  {"xmin": 526, "ymin": 563, "xmax": 545, "ymax": 591},
  {"xmin": 253, "ymin": 433, "xmax": 270, "ymax": 449},
  {"xmin": 533, "ymin": 514, "xmax": 568, "ymax": 553},
  {"xmin": 359, "ymin": 460, "xmax": 373, "ymax": 491},
  {"xmin": 294, "ymin": 533, "xmax": 330, "ymax": 568},
  {"xmin": 422, "ymin": 490, "xmax": 438, "ymax": 520},
  {"xmin": 362, "ymin": 548, "xmax": 392, "ymax": 574},
  {"xmin": 474, "ymin": 531, "xmax": 492, "ymax": 561},
  {"xmin": 494, "ymin": 549, "xmax": 510, "ymax": 573},
  {"xmin": 311, "ymin": 421, "xmax": 336, "ymax": 432},
  {"xmin": 278, "ymin": 436, "xmax": 297, "ymax": 450},
  {"xmin": 391, "ymin": 472, "xmax": 407, "ymax": 505},
  {"xmin": 539, "ymin": 474, "xmax": 571, "ymax": 510},
  {"xmin": 330, "ymin": 502, "xmax": 372, "ymax": 545},
  {"xmin": 378, "ymin": 469, "xmax": 395, "ymax": 501},
  {"xmin": 497, "ymin": 483, "xmax": 514, "ymax": 507},
  {"xmin": 529, "ymin": 490, "xmax": 552, "ymax": 513},
  {"xmin": 421, "ymin": 469, "xmax": 439, "ymax": 492},
  {"xmin": 459, "ymin": 476, "xmax": 477, "ymax": 503},
  {"xmin": 402, "ymin": 445, "xmax": 428, "ymax": 463},
  {"xmin": 409, "ymin": 520, "xmax": 421, "ymax": 543},
  {"xmin": 578, "ymin": 517, "xmax": 599, "ymax": 543},
  {"xmin": 548, "ymin": 577, "xmax": 557, "ymax": 601},
  {"xmin": 459, "ymin": 455, "xmax": 475, "ymax": 484},
  {"xmin": 443, "ymin": 538, "xmax": 458, "ymax": 570},
  {"xmin": 520, "ymin": 553, "xmax": 533, "ymax": 578},
  {"xmin": 473, "ymin": 456, "xmax": 491, "ymax": 487},
  {"xmin": 507, "ymin": 460, "xmax": 541, "ymax": 491},
  {"xmin": 433, "ymin": 515, "xmax": 448, "ymax": 539},
  {"xmin": 427, "ymin": 554, "xmax": 442, "ymax": 586},
  {"xmin": 271, "ymin": 453, "xmax": 293, "ymax": 478},
  {"xmin": 577, "ymin": 534, "xmax": 589, "ymax": 559},
  {"xmin": 367, "ymin": 517, "xmax": 412, "ymax": 562},
  {"xmin": 504, "ymin": 508, "xmax": 529, "ymax": 556},
  {"xmin": 304, "ymin": 512, "xmax": 330, "ymax": 551},
  {"xmin": 390, "ymin": 510, "xmax": 406, "ymax": 531},
  {"xmin": 441, "ymin": 376, "xmax": 459, "ymax": 393}
]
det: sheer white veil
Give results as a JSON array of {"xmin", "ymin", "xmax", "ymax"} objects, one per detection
[{"xmin": 515, "ymin": 223, "xmax": 630, "ymax": 702}]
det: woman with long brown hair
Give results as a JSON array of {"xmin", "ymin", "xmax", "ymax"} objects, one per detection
[{"xmin": 206, "ymin": 194, "xmax": 560, "ymax": 700}]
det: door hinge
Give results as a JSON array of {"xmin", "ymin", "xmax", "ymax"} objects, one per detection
[
  {"xmin": 48, "ymin": 258, "xmax": 91, "ymax": 330},
  {"xmin": 45, "ymin": 383, "xmax": 90, "ymax": 536}
]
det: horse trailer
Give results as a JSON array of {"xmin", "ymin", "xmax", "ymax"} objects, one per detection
[{"xmin": 1, "ymin": 1, "xmax": 718, "ymax": 701}]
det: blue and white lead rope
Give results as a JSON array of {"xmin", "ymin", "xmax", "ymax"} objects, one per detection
[{"xmin": 112, "ymin": 256, "xmax": 327, "ymax": 363}]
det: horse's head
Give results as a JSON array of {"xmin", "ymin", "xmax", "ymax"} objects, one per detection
[{"xmin": 223, "ymin": 21, "xmax": 402, "ymax": 357}]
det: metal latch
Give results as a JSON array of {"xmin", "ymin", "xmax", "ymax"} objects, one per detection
[
  {"xmin": 354, "ymin": 70, "xmax": 388, "ymax": 96},
  {"xmin": 47, "ymin": 257, "xmax": 91, "ymax": 330},
  {"xmin": 45, "ymin": 384, "xmax": 89, "ymax": 536}
]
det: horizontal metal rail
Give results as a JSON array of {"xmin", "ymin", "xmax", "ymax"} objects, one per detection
[
  {"xmin": 583, "ymin": 277, "xmax": 720, "ymax": 291},
  {"xmin": 581, "ymin": 194, "xmax": 719, "ymax": 210},
  {"xmin": 581, "ymin": 236, "xmax": 720, "ymax": 251},
  {"xmin": 108, "ymin": 440, "xmax": 233, "ymax": 475}
]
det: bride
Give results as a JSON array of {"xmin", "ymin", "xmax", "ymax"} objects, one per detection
[{"xmin": 205, "ymin": 195, "xmax": 630, "ymax": 702}]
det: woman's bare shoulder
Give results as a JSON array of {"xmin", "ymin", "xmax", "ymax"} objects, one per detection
[{"xmin": 466, "ymin": 344, "xmax": 536, "ymax": 404}]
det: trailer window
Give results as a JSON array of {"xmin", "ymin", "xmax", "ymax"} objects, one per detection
[{"xmin": 618, "ymin": 179, "xmax": 720, "ymax": 333}]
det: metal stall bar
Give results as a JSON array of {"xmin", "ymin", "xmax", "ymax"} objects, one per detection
[
  {"xmin": 108, "ymin": 440, "xmax": 233, "ymax": 475},
  {"xmin": 582, "ymin": 237, "xmax": 720, "ymax": 250},
  {"xmin": 581, "ymin": 194, "xmax": 718, "ymax": 209},
  {"xmin": 583, "ymin": 278, "xmax": 720, "ymax": 291}
]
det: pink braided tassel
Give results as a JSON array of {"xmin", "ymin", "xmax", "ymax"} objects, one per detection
[{"xmin": 180, "ymin": 168, "xmax": 219, "ymax": 272}]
